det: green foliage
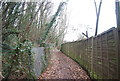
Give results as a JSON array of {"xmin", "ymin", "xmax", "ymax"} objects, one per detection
[
  {"xmin": 2, "ymin": 40, "xmax": 36, "ymax": 79},
  {"xmin": 1, "ymin": 2, "xmax": 36, "ymax": 79},
  {"xmin": 1, "ymin": 0, "xmax": 67, "ymax": 79}
]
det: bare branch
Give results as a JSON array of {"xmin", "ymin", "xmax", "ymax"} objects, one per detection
[{"xmin": 94, "ymin": 0, "xmax": 97, "ymax": 16}]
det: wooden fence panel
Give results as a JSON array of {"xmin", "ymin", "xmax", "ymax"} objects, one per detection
[
  {"xmin": 61, "ymin": 27, "xmax": 119, "ymax": 80},
  {"xmin": 101, "ymin": 33, "xmax": 109, "ymax": 79}
]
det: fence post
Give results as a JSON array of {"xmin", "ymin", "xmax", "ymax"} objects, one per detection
[
  {"xmin": 100, "ymin": 34, "xmax": 102, "ymax": 79},
  {"xmin": 113, "ymin": 28, "xmax": 119, "ymax": 79},
  {"xmin": 91, "ymin": 37, "xmax": 94, "ymax": 78},
  {"xmin": 106, "ymin": 31, "xmax": 110, "ymax": 79}
]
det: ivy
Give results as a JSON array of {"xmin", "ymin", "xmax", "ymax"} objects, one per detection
[{"xmin": 2, "ymin": 40, "xmax": 36, "ymax": 79}]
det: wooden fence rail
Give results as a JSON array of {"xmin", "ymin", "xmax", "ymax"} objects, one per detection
[{"xmin": 61, "ymin": 27, "xmax": 119, "ymax": 80}]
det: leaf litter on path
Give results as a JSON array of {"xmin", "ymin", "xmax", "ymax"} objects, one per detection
[{"xmin": 39, "ymin": 49, "xmax": 91, "ymax": 81}]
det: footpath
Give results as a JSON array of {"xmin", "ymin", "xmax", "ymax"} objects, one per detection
[{"xmin": 39, "ymin": 48, "xmax": 91, "ymax": 80}]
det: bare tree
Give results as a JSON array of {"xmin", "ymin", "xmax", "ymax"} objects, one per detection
[{"xmin": 94, "ymin": 0, "xmax": 102, "ymax": 36}]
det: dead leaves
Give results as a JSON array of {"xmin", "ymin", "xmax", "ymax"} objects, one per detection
[{"xmin": 39, "ymin": 49, "xmax": 91, "ymax": 80}]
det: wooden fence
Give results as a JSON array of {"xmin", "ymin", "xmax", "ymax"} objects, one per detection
[{"xmin": 61, "ymin": 27, "xmax": 119, "ymax": 80}]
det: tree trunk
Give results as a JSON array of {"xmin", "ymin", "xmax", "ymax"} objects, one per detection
[
  {"xmin": 94, "ymin": 0, "xmax": 102, "ymax": 36},
  {"xmin": 115, "ymin": 0, "xmax": 120, "ymax": 79}
]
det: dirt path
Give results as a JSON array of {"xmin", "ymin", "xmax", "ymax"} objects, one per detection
[{"xmin": 39, "ymin": 48, "xmax": 91, "ymax": 80}]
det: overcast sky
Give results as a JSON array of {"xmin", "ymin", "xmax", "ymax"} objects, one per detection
[{"xmin": 52, "ymin": 0, "xmax": 117, "ymax": 42}]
